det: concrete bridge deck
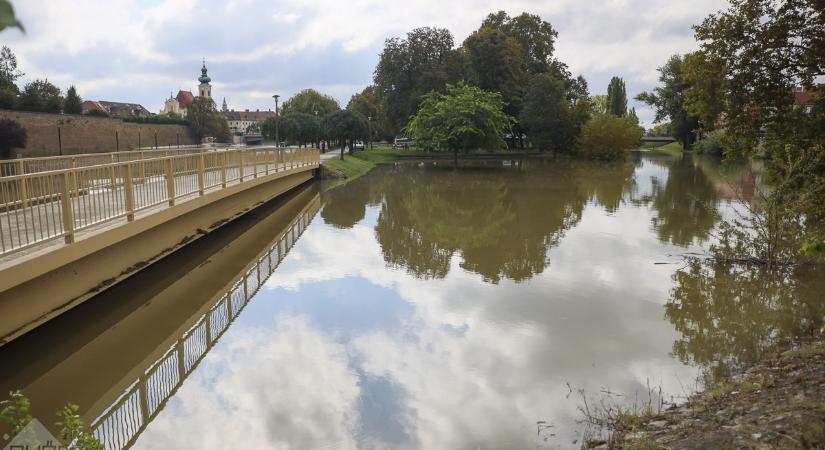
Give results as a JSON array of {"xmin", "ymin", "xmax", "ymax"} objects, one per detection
[{"xmin": 0, "ymin": 147, "xmax": 319, "ymax": 345}]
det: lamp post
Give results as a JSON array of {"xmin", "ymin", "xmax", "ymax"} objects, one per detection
[
  {"xmin": 272, "ymin": 94, "xmax": 280, "ymax": 147},
  {"xmin": 314, "ymin": 110, "xmax": 320, "ymax": 151},
  {"xmin": 368, "ymin": 116, "xmax": 373, "ymax": 150}
]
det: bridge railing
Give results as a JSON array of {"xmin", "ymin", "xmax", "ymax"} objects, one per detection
[
  {"xmin": 0, "ymin": 147, "xmax": 215, "ymax": 176},
  {"xmin": 89, "ymin": 195, "xmax": 320, "ymax": 450},
  {"xmin": 0, "ymin": 148, "xmax": 319, "ymax": 256}
]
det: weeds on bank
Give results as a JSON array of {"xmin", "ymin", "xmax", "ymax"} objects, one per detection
[
  {"xmin": 0, "ymin": 390, "xmax": 102, "ymax": 450},
  {"xmin": 576, "ymin": 381, "xmax": 667, "ymax": 445}
]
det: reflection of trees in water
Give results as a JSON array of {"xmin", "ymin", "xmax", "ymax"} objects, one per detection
[
  {"xmin": 572, "ymin": 159, "xmax": 636, "ymax": 213},
  {"xmin": 649, "ymin": 157, "xmax": 720, "ymax": 247},
  {"xmin": 374, "ymin": 162, "xmax": 626, "ymax": 283},
  {"xmin": 666, "ymin": 260, "xmax": 825, "ymax": 380},
  {"xmin": 320, "ymin": 175, "xmax": 380, "ymax": 229}
]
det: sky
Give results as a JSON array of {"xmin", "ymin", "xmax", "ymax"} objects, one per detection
[{"xmin": 2, "ymin": 0, "xmax": 728, "ymax": 127}]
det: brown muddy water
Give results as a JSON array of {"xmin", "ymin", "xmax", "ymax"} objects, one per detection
[{"xmin": 1, "ymin": 152, "xmax": 822, "ymax": 449}]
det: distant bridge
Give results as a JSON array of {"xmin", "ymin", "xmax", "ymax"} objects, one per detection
[
  {"xmin": 640, "ymin": 136, "xmax": 677, "ymax": 143},
  {"xmin": 0, "ymin": 146, "xmax": 319, "ymax": 345}
]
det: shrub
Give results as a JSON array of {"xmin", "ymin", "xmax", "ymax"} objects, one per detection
[
  {"xmin": 0, "ymin": 117, "xmax": 27, "ymax": 158},
  {"xmin": 123, "ymin": 114, "xmax": 188, "ymax": 125},
  {"xmin": 692, "ymin": 129, "xmax": 726, "ymax": 156},
  {"xmin": 84, "ymin": 108, "xmax": 109, "ymax": 117},
  {"xmin": 576, "ymin": 113, "xmax": 643, "ymax": 160}
]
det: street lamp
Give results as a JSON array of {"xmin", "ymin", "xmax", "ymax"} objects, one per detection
[
  {"xmin": 368, "ymin": 116, "xmax": 373, "ymax": 150},
  {"xmin": 314, "ymin": 110, "xmax": 320, "ymax": 152},
  {"xmin": 272, "ymin": 94, "xmax": 280, "ymax": 147}
]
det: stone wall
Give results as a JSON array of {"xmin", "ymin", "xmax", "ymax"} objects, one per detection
[{"xmin": 0, "ymin": 109, "xmax": 197, "ymax": 157}]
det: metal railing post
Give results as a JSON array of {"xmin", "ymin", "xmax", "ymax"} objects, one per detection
[
  {"xmin": 197, "ymin": 151, "xmax": 205, "ymax": 195},
  {"xmin": 139, "ymin": 151, "xmax": 146, "ymax": 183},
  {"xmin": 60, "ymin": 172, "xmax": 75, "ymax": 244},
  {"xmin": 109, "ymin": 154, "xmax": 117, "ymax": 192},
  {"xmin": 123, "ymin": 164, "xmax": 135, "ymax": 221},
  {"xmin": 177, "ymin": 338, "xmax": 186, "ymax": 377},
  {"xmin": 138, "ymin": 375, "xmax": 150, "ymax": 424},
  {"xmin": 17, "ymin": 160, "xmax": 28, "ymax": 210},
  {"xmin": 165, "ymin": 158, "xmax": 175, "ymax": 206},
  {"xmin": 70, "ymin": 157, "xmax": 78, "ymax": 195},
  {"xmin": 221, "ymin": 152, "xmax": 227, "ymax": 188},
  {"xmin": 252, "ymin": 151, "xmax": 258, "ymax": 179},
  {"xmin": 239, "ymin": 150, "xmax": 245, "ymax": 182}
]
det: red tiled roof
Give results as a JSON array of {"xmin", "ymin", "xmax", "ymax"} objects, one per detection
[
  {"xmin": 176, "ymin": 90, "xmax": 195, "ymax": 108},
  {"xmin": 82, "ymin": 100, "xmax": 106, "ymax": 114}
]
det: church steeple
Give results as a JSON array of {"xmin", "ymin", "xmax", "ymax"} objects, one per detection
[
  {"xmin": 221, "ymin": 97, "xmax": 228, "ymax": 112},
  {"xmin": 198, "ymin": 58, "xmax": 212, "ymax": 98}
]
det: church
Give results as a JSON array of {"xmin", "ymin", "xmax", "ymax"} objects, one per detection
[{"xmin": 161, "ymin": 60, "xmax": 213, "ymax": 115}]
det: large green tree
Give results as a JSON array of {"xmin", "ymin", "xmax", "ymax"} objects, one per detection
[
  {"xmin": 606, "ymin": 76, "xmax": 628, "ymax": 117},
  {"xmin": 463, "ymin": 28, "xmax": 527, "ymax": 134},
  {"xmin": 18, "ymin": 79, "xmax": 63, "ymax": 113},
  {"xmin": 323, "ymin": 110, "xmax": 369, "ymax": 159},
  {"xmin": 480, "ymin": 11, "xmax": 558, "ymax": 75},
  {"xmin": 0, "ymin": 46, "xmax": 21, "ymax": 109},
  {"xmin": 187, "ymin": 97, "xmax": 230, "ymax": 142},
  {"xmin": 281, "ymin": 89, "xmax": 340, "ymax": 116},
  {"xmin": 404, "ymin": 83, "xmax": 514, "ymax": 162},
  {"xmin": 64, "ymin": 85, "xmax": 82, "ymax": 115},
  {"xmin": 520, "ymin": 72, "xmax": 578, "ymax": 155},
  {"xmin": 636, "ymin": 55, "xmax": 701, "ymax": 149},
  {"xmin": 373, "ymin": 27, "xmax": 455, "ymax": 135},
  {"xmin": 346, "ymin": 85, "xmax": 385, "ymax": 142}
]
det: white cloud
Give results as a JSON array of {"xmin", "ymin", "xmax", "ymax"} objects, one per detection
[{"xmin": 4, "ymin": 0, "xmax": 727, "ymax": 122}]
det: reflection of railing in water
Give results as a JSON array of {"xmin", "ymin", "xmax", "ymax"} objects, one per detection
[{"xmin": 89, "ymin": 195, "xmax": 321, "ymax": 450}]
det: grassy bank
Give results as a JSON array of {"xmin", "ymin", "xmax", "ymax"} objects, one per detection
[
  {"xmin": 322, "ymin": 154, "xmax": 376, "ymax": 180},
  {"xmin": 644, "ymin": 141, "xmax": 684, "ymax": 156},
  {"xmin": 584, "ymin": 333, "xmax": 825, "ymax": 449}
]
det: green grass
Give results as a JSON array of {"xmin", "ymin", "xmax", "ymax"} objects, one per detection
[
  {"xmin": 646, "ymin": 141, "xmax": 684, "ymax": 156},
  {"xmin": 323, "ymin": 154, "xmax": 376, "ymax": 179}
]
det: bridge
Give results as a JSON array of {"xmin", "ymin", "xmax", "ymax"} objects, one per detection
[
  {"xmin": 640, "ymin": 136, "xmax": 677, "ymax": 143},
  {"xmin": 0, "ymin": 186, "xmax": 320, "ymax": 449},
  {"xmin": 0, "ymin": 146, "xmax": 319, "ymax": 346}
]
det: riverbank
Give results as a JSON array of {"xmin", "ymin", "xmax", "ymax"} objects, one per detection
[{"xmin": 584, "ymin": 333, "xmax": 825, "ymax": 449}]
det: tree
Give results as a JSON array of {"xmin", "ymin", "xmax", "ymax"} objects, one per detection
[
  {"xmin": 636, "ymin": 55, "xmax": 700, "ymax": 149},
  {"xmin": 85, "ymin": 108, "xmax": 109, "ymax": 117},
  {"xmin": 0, "ymin": 0, "xmax": 23, "ymax": 33},
  {"xmin": 186, "ymin": 97, "xmax": 229, "ymax": 142},
  {"xmin": 480, "ymin": 11, "xmax": 558, "ymax": 75},
  {"xmin": 520, "ymin": 72, "xmax": 577, "ymax": 155},
  {"xmin": 18, "ymin": 79, "xmax": 63, "ymax": 113},
  {"xmin": 606, "ymin": 76, "xmax": 628, "ymax": 117},
  {"xmin": 281, "ymin": 89, "xmax": 340, "ymax": 116},
  {"xmin": 323, "ymin": 110, "xmax": 369, "ymax": 159},
  {"xmin": 0, "ymin": 117, "xmax": 26, "ymax": 158},
  {"xmin": 404, "ymin": 83, "xmax": 514, "ymax": 163},
  {"xmin": 463, "ymin": 27, "xmax": 527, "ymax": 134},
  {"xmin": 0, "ymin": 46, "xmax": 21, "ymax": 109},
  {"xmin": 64, "ymin": 85, "xmax": 82, "ymax": 114},
  {"xmin": 576, "ymin": 113, "xmax": 643, "ymax": 160},
  {"xmin": 373, "ymin": 27, "xmax": 455, "ymax": 135},
  {"xmin": 687, "ymin": 0, "xmax": 825, "ymax": 259},
  {"xmin": 346, "ymin": 85, "xmax": 384, "ymax": 142},
  {"xmin": 590, "ymin": 95, "xmax": 608, "ymax": 115}
]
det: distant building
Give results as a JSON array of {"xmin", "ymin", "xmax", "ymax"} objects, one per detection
[
  {"xmin": 224, "ymin": 109, "xmax": 276, "ymax": 134},
  {"xmin": 793, "ymin": 85, "xmax": 818, "ymax": 112},
  {"xmin": 159, "ymin": 60, "xmax": 213, "ymax": 116},
  {"xmin": 82, "ymin": 100, "xmax": 151, "ymax": 117}
]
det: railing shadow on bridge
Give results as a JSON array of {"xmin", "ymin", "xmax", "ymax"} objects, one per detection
[
  {"xmin": 0, "ymin": 147, "xmax": 319, "ymax": 257},
  {"xmin": 87, "ymin": 192, "xmax": 321, "ymax": 450}
]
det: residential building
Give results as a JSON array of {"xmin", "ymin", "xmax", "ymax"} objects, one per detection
[
  {"xmin": 224, "ymin": 109, "xmax": 276, "ymax": 134},
  {"xmin": 82, "ymin": 100, "xmax": 151, "ymax": 117}
]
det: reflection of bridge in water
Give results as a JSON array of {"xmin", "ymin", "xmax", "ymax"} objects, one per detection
[{"xmin": 0, "ymin": 184, "xmax": 320, "ymax": 450}]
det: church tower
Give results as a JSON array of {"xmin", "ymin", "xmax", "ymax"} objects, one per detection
[
  {"xmin": 198, "ymin": 59, "xmax": 212, "ymax": 99},
  {"xmin": 222, "ymin": 97, "xmax": 228, "ymax": 112}
]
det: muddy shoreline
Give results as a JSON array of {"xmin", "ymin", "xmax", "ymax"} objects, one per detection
[{"xmin": 584, "ymin": 335, "xmax": 825, "ymax": 449}]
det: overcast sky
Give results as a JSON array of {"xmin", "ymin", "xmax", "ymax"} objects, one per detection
[{"xmin": 3, "ymin": 0, "xmax": 727, "ymax": 127}]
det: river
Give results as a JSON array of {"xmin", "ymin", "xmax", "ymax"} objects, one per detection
[{"xmin": 0, "ymin": 152, "xmax": 822, "ymax": 449}]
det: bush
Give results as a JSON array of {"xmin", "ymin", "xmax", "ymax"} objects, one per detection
[
  {"xmin": 692, "ymin": 129, "xmax": 725, "ymax": 156},
  {"xmin": 0, "ymin": 117, "xmax": 27, "ymax": 158},
  {"xmin": 576, "ymin": 113, "xmax": 643, "ymax": 160},
  {"xmin": 84, "ymin": 108, "xmax": 109, "ymax": 117}
]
